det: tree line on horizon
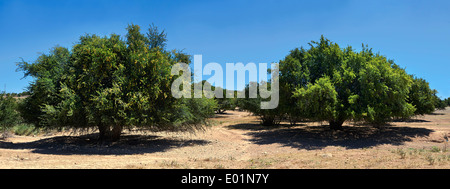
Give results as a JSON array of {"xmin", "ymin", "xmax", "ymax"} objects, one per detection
[{"xmin": 0, "ymin": 25, "xmax": 449, "ymax": 141}]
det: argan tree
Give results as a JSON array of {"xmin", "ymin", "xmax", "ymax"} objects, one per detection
[
  {"xmin": 408, "ymin": 76, "xmax": 439, "ymax": 115},
  {"xmin": 17, "ymin": 24, "xmax": 217, "ymax": 141},
  {"xmin": 279, "ymin": 36, "xmax": 420, "ymax": 129}
]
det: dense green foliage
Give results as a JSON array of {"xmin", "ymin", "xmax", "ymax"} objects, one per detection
[
  {"xmin": 434, "ymin": 97, "xmax": 448, "ymax": 110},
  {"xmin": 17, "ymin": 24, "xmax": 217, "ymax": 141},
  {"xmin": 445, "ymin": 98, "xmax": 450, "ymax": 107},
  {"xmin": 289, "ymin": 36, "xmax": 415, "ymax": 128},
  {"xmin": 408, "ymin": 76, "xmax": 445, "ymax": 114},
  {"xmin": 213, "ymin": 87, "xmax": 237, "ymax": 114},
  {"xmin": 8, "ymin": 31, "xmax": 447, "ymax": 139},
  {"xmin": 244, "ymin": 36, "xmax": 442, "ymax": 129},
  {"xmin": 0, "ymin": 94, "xmax": 21, "ymax": 128},
  {"xmin": 239, "ymin": 82, "xmax": 282, "ymax": 126}
]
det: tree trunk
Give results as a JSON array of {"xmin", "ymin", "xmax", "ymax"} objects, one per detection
[
  {"xmin": 261, "ymin": 116, "xmax": 275, "ymax": 126},
  {"xmin": 98, "ymin": 124, "xmax": 123, "ymax": 142},
  {"xmin": 110, "ymin": 125, "xmax": 123, "ymax": 142},
  {"xmin": 98, "ymin": 124, "xmax": 110, "ymax": 141},
  {"xmin": 329, "ymin": 119, "xmax": 344, "ymax": 130}
]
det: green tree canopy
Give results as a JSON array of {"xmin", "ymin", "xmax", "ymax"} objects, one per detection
[
  {"xmin": 407, "ymin": 76, "xmax": 441, "ymax": 115},
  {"xmin": 17, "ymin": 24, "xmax": 216, "ymax": 141},
  {"xmin": 277, "ymin": 36, "xmax": 432, "ymax": 129},
  {"xmin": 0, "ymin": 94, "xmax": 20, "ymax": 128}
]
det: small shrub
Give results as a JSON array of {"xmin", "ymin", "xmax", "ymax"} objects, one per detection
[
  {"xmin": 396, "ymin": 148, "xmax": 407, "ymax": 159},
  {"xmin": 12, "ymin": 123, "xmax": 37, "ymax": 136},
  {"xmin": 430, "ymin": 146, "xmax": 441, "ymax": 153},
  {"xmin": 426, "ymin": 155, "xmax": 436, "ymax": 165},
  {"xmin": 0, "ymin": 94, "xmax": 20, "ymax": 128}
]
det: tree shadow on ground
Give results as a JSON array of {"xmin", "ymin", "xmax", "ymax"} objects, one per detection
[
  {"xmin": 428, "ymin": 112, "xmax": 445, "ymax": 116},
  {"xmin": 213, "ymin": 112, "xmax": 233, "ymax": 119},
  {"xmin": 226, "ymin": 121, "xmax": 307, "ymax": 131},
  {"xmin": 227, "ymin": 123, "xmax": 433, "ymax": 150},
  {"xmin": 0, "ymin": 133, "xmax": 209, "ymax": 155},
  {"xmin": 391, "ymin": 118, "xmax": 431, "ymax": 123}
]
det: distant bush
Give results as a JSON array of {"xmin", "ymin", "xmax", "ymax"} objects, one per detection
[
  {"xmin": 0, "ymin": 94, "xmax": 20, "ymax": 128},
  {"xmin": 215, "ymin": 88, "xmax": 237, "ymax": 114},
  {"xmin": 12, "ymin": 123, "xmax": 39, "ymax": 136},
  {"xmin": 239, "ymin": 82, "xmax": 282, "ymax": 126}
]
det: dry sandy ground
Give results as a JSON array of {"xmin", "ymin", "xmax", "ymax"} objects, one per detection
[{"xmin": 1, "ymin": 108, "xmax": 449, "ymax": 169}]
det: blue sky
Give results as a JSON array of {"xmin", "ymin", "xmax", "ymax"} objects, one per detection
[{"xmin": 0, "ymin": 0, "xmax": 449, "ymax": 98}]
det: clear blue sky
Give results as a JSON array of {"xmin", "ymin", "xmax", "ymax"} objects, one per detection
[{"xmin": 0, "ymin": 0, "xmax": 449, "ymax": 98}]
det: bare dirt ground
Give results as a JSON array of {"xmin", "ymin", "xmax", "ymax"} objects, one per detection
[{"xmin": 1, "ymin": 108, "xmax": 449, "ymax": 169}]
